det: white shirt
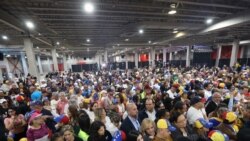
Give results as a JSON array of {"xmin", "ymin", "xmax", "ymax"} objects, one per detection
[
  {"xmin": 50, "ymin": 99, "xmax": 59, "ymax": 116},
  {"xmin": 186, "ymin": 106, "xmax": 206, "ymax": 125},
  {"xmin": 146, "ymin": 110, "xmax": 156, "ymax": 121},
  {"xmin": 77, "ymin": 95, "xmax": 84, "ymax": 107},
  {"xmin": 167, "ymin": 89, "xmax": 177, "ymax": 99},
  {"xmin": 204, "ymin": 90, "xmax": 212, "ymax": 100}
]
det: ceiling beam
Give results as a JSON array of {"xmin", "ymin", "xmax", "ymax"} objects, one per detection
[{"xmin": 156, "ymin": 0, "xmax": 248, "ymax": 9}]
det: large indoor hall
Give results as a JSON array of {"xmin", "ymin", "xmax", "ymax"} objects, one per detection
[{"xmin": 1, "ymin": 0, "xmax": 250, "ymax": 141}]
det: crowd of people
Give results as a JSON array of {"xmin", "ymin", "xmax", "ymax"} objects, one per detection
[{"xmin": 1, "ymin": 65, "xmax": 250, "ymax": 141}]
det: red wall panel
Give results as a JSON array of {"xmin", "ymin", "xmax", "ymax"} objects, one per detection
[
  {"xmin": 211, "ymin": 45, "xmax": 242, "ymax": 60},
  {"xmin": 140, "ymin": 54, "xmax": 149, "ymax": 62}
]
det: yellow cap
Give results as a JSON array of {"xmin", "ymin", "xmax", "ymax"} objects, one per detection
[
  {"xmin": 194, "ymin": 120, "xmax": 203, "ymax": 128},
  {"xmin": 157, "ymin": 119, "xmax": 168, "ymax": 129}
]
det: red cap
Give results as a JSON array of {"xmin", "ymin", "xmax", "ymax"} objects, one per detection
[
  {"xmin": 172, "ymin": 84, "xmax": 180, "ymax": 89},
  {"xmin": 144, "ymin": 84, "xmax": 152, "ymax": 90},
  {"xmin": 16, "ymin": 95, "xmax": 24, "ymax": 102}
]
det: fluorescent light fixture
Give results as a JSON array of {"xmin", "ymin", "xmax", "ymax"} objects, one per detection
[
  {"xmin": 239, "ymin": 40, "xmax": 250, "ymax": 45},
  {"xmin": 38, "ymin": 33, "xmax": 41, "ymax": 36},
  {"xmin": 36, "ymin": 46, "xmax": 39, "ymax": 49},
  {"xmin": 168, "ymin": 10, "xmax": 177, "ymax": 15},
  {"xmin": 84, "ymin": 2, "xmax": 94, "ymax": 13},
  {"xmin": 206, "ymin": 18, "xmax": 213, "ymax": 24},
  {"xmin": 117, "ymin": 44, "xmax": 120, "ymax": 46},
  {"xmin": 174, "ymin": 51, "xmax": 177, "ymax": 54},
  {"xmin": 201, "ymin": 14, "xmax": 250, "ymax": 33},
  {"xmin": 86, "ymin": 39, "xmax": 90, "ymax": 42},
  {"xmin": 25, "ymin": 21, "xmax": 35, "ymax": 29},
  {"xmin": 125, "ymin": 38, "xmax": 129, "ymax": 41},
  {"xmin": 2, "ymin": 35, "xmax": 8, "ymax": 40},
  {"xmin": 139, "ymin": 29, "xmax": 144, "ymax": 34},
  {"xmin": 175, "ymin": 32, "xmax": 185, "ymax": 38},
  {"xmin": 56, "ymin": 41, "xmax": 60, "ymax": 45},
  {"xmin": 173, "ymin": 30, "xmax": 178, "ymax": 33},
  {"xmin": 6, "ymin": 54, "xmax": 11, "ymax": 57},
  {"xmin": 148, "ymin": 41, "xmax": 151, "ymax": 44}
]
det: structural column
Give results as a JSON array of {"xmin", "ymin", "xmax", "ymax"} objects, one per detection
[
  {"xmin": 20, "ymin": 52, "xmax": 28, "ymax": 77},
  {"xmin": 169, "ymin": 52, "xmax": 173, "ymax": 61},
  {"xmin": 63, "ymin": 54, "xmax": 67, "ymax": 72},
  {"xmin": 125, "ymin": 53, "xmax": 128, "ymax": 70},
  {"xmin": 215, "ymin": 44, "xmax": 222, "ymax": 67},
  {"xmin": 47, "ymin": 57, "xmax": 51, "ymax": 72},
  {"xmin": 240, "ymin": 46, "xmax": 244, "ymax": 59},
  {"xmin": 163, "ymin": 48, "xmax": 166, "ymax": 66},
  {"xmin": 230, "ymin": 40, "xmax": 240, "ymax": 67},
  {"xmin": 135, "ymin": 52, "xmax": 139, "ymax": 68},
  {"xmin": 37, "ymin": 55, "xmax": 43, "ymax": 74},
  {"xmin": 23, "ymin": 38, "xmax": 39, "ymax": 77},
  {"xmin": 104, "ymin": 50, "xmax": 108, "ymax": 64},
  {"xmin": 150, "ymin": 47, "xmax": 156, "ymax": 67},
  {"xmin": 186, "ymin": 46, "xmax": 191, "ymax": 67},
  {"xmin": 51, "ymin": 48, "xmax": 59, "ymax": 71}
]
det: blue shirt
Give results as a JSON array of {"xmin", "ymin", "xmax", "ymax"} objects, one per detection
[{"xmin": 128, "ymin": 116, "xmax": 140, "ymax": 131}]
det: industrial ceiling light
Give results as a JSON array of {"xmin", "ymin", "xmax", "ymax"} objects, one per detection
[
  {"xmin": 25, "ymin": 21, "xmax": 35, "ymax": 29},
  {"xmin": 2, "ymin": 35, "xmax": 8, "ymax": 40},
  {"xmin": 148, "ymin": 41, "xmax": 151, "ymax": 44},
  {"xmin": 56, "ymin": 41, "xmax": 60, "ymax": 45},
  {"xmin": 139, "ymin": 29, "xmax": 144, "ymax": 34},
  {"xmin": 173, "ymin": 30, "xmax": 178, "ymax": 33},
  {"xmin": 84, "ymin": 2, "xmax": 94, "ymax": 13},
  {"xmin": 175, "ymin": 32, "xmax": 185, "ymax": 38},
  {"xmin": 168, "ymin": 10, "xmax": 177, "ymax": 15},
  {"xmin": 206, "ymin": 18, "xmax": 213, "ymax": 24},
  {"xmin": 86, "ymin": 39, "xmax": 90, "ymax": 42},
  {"xmin": 168, "ymin": 3, "xmax": 177, "ymax": 15},
  {"xmin": 125, "ymin": 38, "xmax": 129, "ymax": 41}
]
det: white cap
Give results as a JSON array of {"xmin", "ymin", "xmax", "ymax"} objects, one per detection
[{"xmin": 0, "ymin": 99, "xmax": 7, "ymax": 104}]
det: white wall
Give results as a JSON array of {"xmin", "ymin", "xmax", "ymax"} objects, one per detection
[{"xmin": 0, "ymin": 57, "xmax": 24, "ymax": 80}]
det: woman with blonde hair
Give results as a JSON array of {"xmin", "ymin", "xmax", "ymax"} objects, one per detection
[{"xmin": 141, "ymin": 118, "xmax": 156, "ymax": 141}]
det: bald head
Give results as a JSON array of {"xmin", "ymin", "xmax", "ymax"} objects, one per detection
[{"xmin": 126, "ymin": 103, "xmax": 138, "ymax": 118}]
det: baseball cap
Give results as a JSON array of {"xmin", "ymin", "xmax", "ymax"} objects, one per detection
[
  {"xmin": 218, "ymin": 83, "xmax": 225, "ymax": 88},
  {"xmin": 190, "ymin": 96, "xmax": 206, "ymax": 105},
  {"xmin": 30, "ymin": 100, "xmax": 43, "ymax": 107},
  {"xmin": 157, "ymin": 119, "xmax": 176, "ymax": 131},
  {"xmin": 0, "ymin": 98, "xmax": 7, "ymax": 104},
  {"xmin": 172, "ymin": 83, "xmax": 180, "ymax": 89},
  {"xmin": 144, "ymin": 84, "xmax": 152, "ymax": 90},
  {"xmin": 222, "ymin": 112, "xmax": 237, "ymax": 123},
  {"xmin": 16, "ymin": 95, "xmax": 25, "ymax": 103},
  {"xmin": 29, "ymin": 112, "xmax": 42, "ymax": 124},
  {"xmin": 208, "ymin": 130, "xmax": 229, "ymax": 141},
  {"xmin": 194, "ymin": 118, "xmax": 213, "ymax": 129}
]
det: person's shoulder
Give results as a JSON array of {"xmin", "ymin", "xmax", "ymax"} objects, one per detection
[{"xmin": 74, "ymin": 136, "xmax": 84, "ymax": 141}]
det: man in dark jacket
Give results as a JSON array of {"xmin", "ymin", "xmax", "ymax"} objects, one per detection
[
  {"xmin": 138, "ymin": 98, "xmax": 156, "ymax": 123},
  {"xmin": 120, "ymin": 103, "xmax": 140, "ymax": 140},
  {"xmin": 205, "ymin": 92, "xmax": 221, "ymax": 116}
]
